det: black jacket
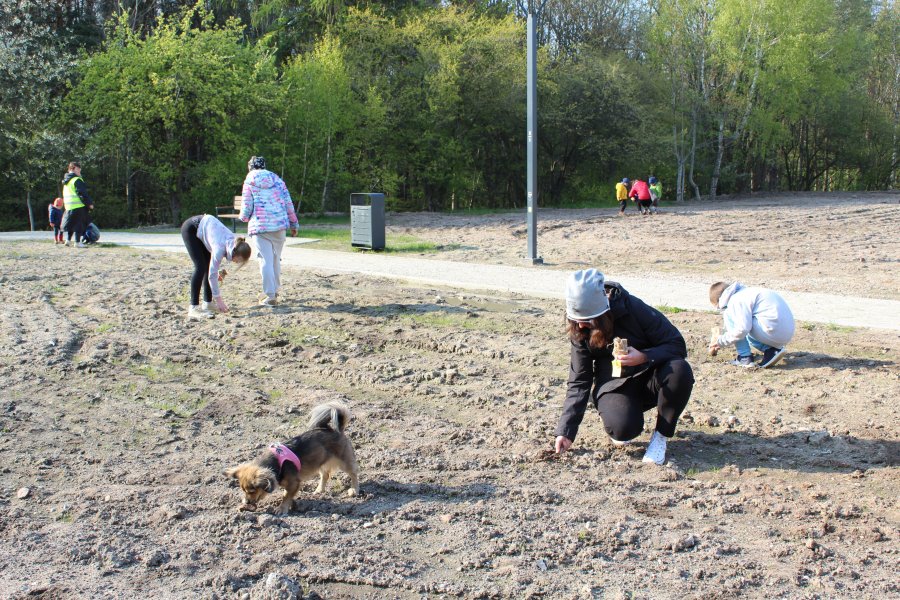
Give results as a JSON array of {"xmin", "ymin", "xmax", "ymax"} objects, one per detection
[{"xmin": 555, "ymin": 283, "xmax": 688, "ymax": 441}]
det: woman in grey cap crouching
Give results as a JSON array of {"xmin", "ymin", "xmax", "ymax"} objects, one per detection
[{"xmin": 554, "ymin": 269, "xmax": 694, "ymax": 464}]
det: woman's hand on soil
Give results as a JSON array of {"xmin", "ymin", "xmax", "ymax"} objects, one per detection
[
  {"xmin": 615, "ymin": 347, "xmax": 647, "ymax": 366},
  {"xmin": 214, "ymin": 296, "xmax": 228, "ymax": 313},
  {"xmin": 555, "ymin": 436, "xmax": 572, "ymax": 454}
]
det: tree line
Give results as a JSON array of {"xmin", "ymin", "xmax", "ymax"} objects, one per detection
[{"xmin": 1, "ymin": 0, "xmax": 896, "ymax": 229}]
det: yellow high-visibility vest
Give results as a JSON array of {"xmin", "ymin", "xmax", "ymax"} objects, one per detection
[{"xmin": 63, "ymin": 176, "xmax": 85, "ymax": 210}]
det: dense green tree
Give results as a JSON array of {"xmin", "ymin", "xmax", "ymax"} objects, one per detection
[
  {"xmin": 65, "ymin": 4, "xmax": 277, "ymax": 222},
  {"xmin": 0, "ymin": 0, "xmax": 73, "ymax": 230}
]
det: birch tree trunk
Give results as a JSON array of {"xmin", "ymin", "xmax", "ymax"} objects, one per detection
[{"xmin": 26, "ymin": 188, "xmax": 35, "ymax": 232}]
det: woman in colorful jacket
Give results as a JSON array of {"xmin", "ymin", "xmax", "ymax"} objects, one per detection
[
  {"xmin": 240, "ymin": 156, "xmax": 299, "ymax": 306},
  {"xmin": 554, "ymin": 269, "xmax": 694, "ymax": 465}
]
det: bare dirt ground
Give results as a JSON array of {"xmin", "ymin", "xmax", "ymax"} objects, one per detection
[
  {"xmin": 0, "ymin": 192, "xmax": 898, "ymax": 600},
  {"xmin": 390, "ymin": 191, "xmax": 900, "ymax": 300}
]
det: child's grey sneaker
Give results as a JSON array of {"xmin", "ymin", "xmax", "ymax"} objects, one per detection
[
  {"xmin": 760, "ymin": 347, "xmax": 786, "ymax": 369},
  {"xmin": 729, "ymin": 355, "xmax": 757, "ymax": 368}
]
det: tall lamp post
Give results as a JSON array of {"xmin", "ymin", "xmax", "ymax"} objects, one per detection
[{"xmin": 526, "ymin": 0, "xmax": 542, "ymax": 264}]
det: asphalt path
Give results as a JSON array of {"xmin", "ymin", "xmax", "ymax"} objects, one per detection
[{"xmin": 3, "ymin": 230, "xmax": 898, "ymax": 331}]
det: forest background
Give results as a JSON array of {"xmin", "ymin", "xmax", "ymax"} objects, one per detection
[{"xmin": 0, "ymin": 0, "xmax": 897, "ymax": 230}]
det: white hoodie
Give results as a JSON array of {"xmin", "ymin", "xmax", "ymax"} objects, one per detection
[{"xmin": 717, "ymin": 282, "xmax": 795, "ymax": 348}]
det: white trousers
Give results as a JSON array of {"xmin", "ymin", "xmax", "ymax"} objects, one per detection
[{"xmin": 253, "ymin": 229, "xmax": 286, "ymax": 299}]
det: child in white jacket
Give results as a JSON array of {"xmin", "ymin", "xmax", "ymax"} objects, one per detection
[{"xmin": 708, "ymin": 282, "xmax": 795, "ymax": 369}]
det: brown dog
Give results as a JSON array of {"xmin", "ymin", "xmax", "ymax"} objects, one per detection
[{"xmin": 225, "ymin": 401, "xmax": 360, "ymax": 514}]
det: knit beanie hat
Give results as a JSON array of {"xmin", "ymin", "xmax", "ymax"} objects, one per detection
[
  {"xmin": 248, "ymin": 156, "xmax": 266, "ymax": 171},
  {"xmin": 565, "ymin": 269, "xmax": 611, "ymax": 320}
]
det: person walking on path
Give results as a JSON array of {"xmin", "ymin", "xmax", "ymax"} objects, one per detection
[
  {"xmin": 615, "ymin": 178, "xmax": 630, "ymax": 216},
  {"xmin": 708, "ymin": 282, "xmax": 795, "ymax": 369},
  {"xmin": 629, "ymin": 178, "xmax": 652, "ymax": 215},
  {"xmin": 554, "ymin": 269, "xmax": 694, "ymax": 465},
  {"xmin": 240, "ymin": 156, "xmax": 299, "ymax": 306},
  {"xmin": 61, "ymin": 162, "xmax": 93, "ymax": 248},
  {"xmin": 48, "ymin": 197, "xmax": 63, "ymax": 244},
  {"xmin": 180, "ymin": 214, "xmax": 252, "ymax": 320},
  {"xmin": 648, "ymin": 177, "xmax": 662, "ymax": 214}
]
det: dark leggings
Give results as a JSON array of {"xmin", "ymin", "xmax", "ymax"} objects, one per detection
[
  {"xmin": 63, "ymin": 207, "xmax": 87, "ymax": 242},
  {"xmin": 181, "ymin": 216, "xmax": 212, "ymax": 305},
  {"xmin": 597, "ymin": 359, "xmax": 694, "ymax": 440}
]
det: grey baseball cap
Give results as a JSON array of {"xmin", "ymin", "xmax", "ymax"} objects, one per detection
[{"xmin": 565, "ymin": 269, "xmax": 610, "ymax": 320}]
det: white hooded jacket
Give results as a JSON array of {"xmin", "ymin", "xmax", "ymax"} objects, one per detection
[{"xmin": 717, "ymin": 282, "xmax": 795, "ymax": 348}]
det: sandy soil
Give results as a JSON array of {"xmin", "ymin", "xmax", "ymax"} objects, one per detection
[{"xmin": 0, "ymin": 193, "xmax": 898, "ymax": 599}]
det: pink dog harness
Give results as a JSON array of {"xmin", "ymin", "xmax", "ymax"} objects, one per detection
[{"xmin": 269, "ymin": 443, "xmax": 302, "ymax": 473}]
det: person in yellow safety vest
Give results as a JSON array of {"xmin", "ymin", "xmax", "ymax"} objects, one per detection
[{"xmin": 61, "ymin": 161, "xmax": 93, "ymax": 248}]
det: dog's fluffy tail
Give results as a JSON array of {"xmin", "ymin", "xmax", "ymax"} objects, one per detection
[{"xmin": 308, "ymin": 401, "xmax": 351, "ymax": 433}]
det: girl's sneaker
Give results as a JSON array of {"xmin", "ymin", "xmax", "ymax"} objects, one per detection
[
  {"xmin": 729, "ymin": 355, "xmax": 757, "ymax": 368},
  {"xmin": 187, "ymin": 305, "xmax": 214, "ymax": 320},
  {"xmin": 201, "ymin": 301, "xmax": 220, "ymax": 313},
  {"xmin": 642, "ymin": 431, "xmax": 667, "ymax": 465},
  {"xmin": 760, "ymin": 347, "xmax": 786, "ymax": 369}
]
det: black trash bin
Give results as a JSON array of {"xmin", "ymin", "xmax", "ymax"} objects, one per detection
[{"xmin": 350, "ymin": 193, "xmax": 385, "ymax": 250}]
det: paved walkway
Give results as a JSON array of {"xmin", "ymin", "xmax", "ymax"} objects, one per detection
[{"xmin": 3, "ymin": 231, "xmax": 898, "ymax": 331}]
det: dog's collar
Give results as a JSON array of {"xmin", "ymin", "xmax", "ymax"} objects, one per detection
[{"xmin": 268, "ymin": 443, "xmax": 302, "ymax": 473}]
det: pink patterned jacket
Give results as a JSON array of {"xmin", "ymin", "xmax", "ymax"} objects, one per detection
[{"xmin": 240, "ymin": 169, "xmax": 299, "ymax": 236}]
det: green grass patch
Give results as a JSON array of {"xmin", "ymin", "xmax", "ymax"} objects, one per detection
[
  {"xmin": 655, "ymin": 304, "xmax": 686, "ymax": 314},
  {"xmin": 110, "ymin": 227, "xmax": 181, "ymax": 234},
  {"xmin": 301, "ymin": 227, "xmax": 457, "ymax": 254},
  {"xmin": 149, "ymin": 393, "xmax": 207, "ymax": 418},
  {"xmin": 396, "ymin": 311, "xmax": 518, "ymax": 334},
  {"xmin": 132, "ymin": 360, "xmax": 187, "ymax": 382},
  {"xmin": 96, "ymin": 322, "xmax": 116, "ymax": 334},
  {"xmin": 300, "ymin": 214, "xmax": 350, "ymax": 225}
]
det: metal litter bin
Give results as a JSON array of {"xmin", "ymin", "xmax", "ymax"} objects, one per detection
[{"xmin": 350, "ymin": 193, "xmax": 385, "ymax": 250}]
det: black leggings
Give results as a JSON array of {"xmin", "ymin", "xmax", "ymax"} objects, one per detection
[
  {"xmin": 597, "ymin": 359, "xmax": 694, "ymax": 440},
  {"xmin": 181, "ymin": 216, "xmax": 212, "ymax": 305}
]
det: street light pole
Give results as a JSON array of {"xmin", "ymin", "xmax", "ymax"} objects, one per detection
[{"xmin": 526, "ymin": 0, "xmax": 542, "ymax": 265}]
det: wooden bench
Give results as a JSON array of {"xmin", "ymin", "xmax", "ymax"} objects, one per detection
[{"xmin": 215, "ymin": 196, "xmax": 243, "ymax": 232}]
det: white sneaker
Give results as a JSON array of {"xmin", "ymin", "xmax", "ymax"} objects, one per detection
[
  {"xmin": 259, "ymin": 296, "xmax": 277, "ymax": 306},
  {"xmin": 609, "ymin": 437, "xmax": 631, "ymax": 447},
  {"xmin": 65, "ymin": 240, "xmax": 73, "ymax": 247},
  {"xmin": 201, "ymin": 301, "xmax": 220, "ymax": 313},
  {"xmin": 187, "ymin": 305, "xmax": 214, "ymax": 320},
  {"xmin": 642, "ymin": 431, "xmax": 667, "ymax": 465},
  {"xmin": 76, "ymin": 242, "xmax": 87, "ymax": 248}
]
